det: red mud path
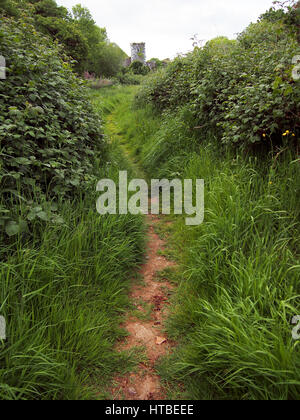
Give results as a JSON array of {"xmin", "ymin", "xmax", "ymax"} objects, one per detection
[{"xmin": 111, "ymin": 208, "xmax": 176, "ymax": 400}]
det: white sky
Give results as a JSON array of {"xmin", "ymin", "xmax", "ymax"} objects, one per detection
[{"xmin": 57, "ymin": 0, "xmax": 275, "ymax": 59}]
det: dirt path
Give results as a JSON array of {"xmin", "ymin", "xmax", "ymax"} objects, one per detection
[{"xmin": 111, "ymin": 208, "xmax": 176, "ymax": 400}]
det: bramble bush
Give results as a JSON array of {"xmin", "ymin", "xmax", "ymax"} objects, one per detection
[
  {"xmin": 135, "ymin": 14, "xmax": 299, "ymax": 149},
  {"xmin": 0, "ymin": 17, "xmax": 105, "ymax": 237}
]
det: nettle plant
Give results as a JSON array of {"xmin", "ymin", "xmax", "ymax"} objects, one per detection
[{"xmin": 0, "ymin": 17, "xmax": 105, "ymax": 237}]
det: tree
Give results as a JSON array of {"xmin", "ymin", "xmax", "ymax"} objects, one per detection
[
  {"xmin": 29, "ymin": 0, "xmax": 68, "ymax": 18},
  {"xmin": 72, "ymin": 3, "xmax": 107, "ymax": 47},
  {"xmin": 71, "ymin": 3, "xmax": 126, "ymax": 77},
  {"xmin": 1, "ymin": 0, "xmax": 127, "ymax": 77}
]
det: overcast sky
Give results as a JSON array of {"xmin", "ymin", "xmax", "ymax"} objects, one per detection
[{"xmin": 57, "ymin": 0, "xmax": 275, "ymax": 59}]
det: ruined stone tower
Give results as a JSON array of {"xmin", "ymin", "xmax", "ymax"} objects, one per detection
[{"xmin": 130, "ymin": 43, "xmax": 146, "ymax": 64}]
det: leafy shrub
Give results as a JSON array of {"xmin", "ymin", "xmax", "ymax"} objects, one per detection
[
  {"xmin": 217, "ymin": 20, "xmax": 299, "ymax": 146},
  {"xmin": 32, "ymin": 3, "xmax": 89, "ymax": 73},
  {"xmin": 71, "ymin": 4, "xmax": 127, "ymax": 77},
  {"xmin": 1, "ymin": 1, "xmax": 127, "ymax": 77},
  {"xmin": 129, "ymin": 61, "xmax": 150, "ymax": 76},
  {"xmin": 136, "ymin": 15, "xmax": 299, "ymax": 149},
  {"xmin": 0, "ymin": 0, "xmax": 19, "ymax": 16},
  {"xmin": 134, "ymin": 56, "xmax": 195, "ymax": 111},
  {"xmin": 0, "ymin": 17, "xmax": 105, "ymax": 236}
]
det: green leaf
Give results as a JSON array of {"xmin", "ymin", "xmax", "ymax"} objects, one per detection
[
  {"xmin": 5, "ymin": 221, "xmax": 20, "ymax": 237},
  {"xmin": 14, "ymin": 157, "xmax": 31, "ymax": 165},
  {"xmin": 27, "ymin": 212, "xmax": 37, "ymax": 222},
  {"xmin": 37, "ymin": 211, "xmax": 49, "ymax": 221}
]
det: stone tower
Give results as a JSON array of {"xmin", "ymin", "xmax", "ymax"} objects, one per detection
[{"xmin": 130, "ymin": 43, "xmax": 146, "ymax": 64}]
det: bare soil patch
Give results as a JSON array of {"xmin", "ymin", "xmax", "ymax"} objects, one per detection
[{"xmin": 110, "ymin": 210, "xmax": 176, "ymax": 400}]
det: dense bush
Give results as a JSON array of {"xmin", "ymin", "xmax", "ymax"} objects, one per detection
[
  {"xmin": 0, "ymin": 1, "xmax": 127, "ymax": 77},
  {"xmin": 1, "ymin": 0, "xmax": 89, "ymax": 73},
  {"xmin": 71, "ymin": 4, "xmax": 127, "ymax": 77},
  {"xmin": 0, "ymin": 17, "xmax": 105, "ymax": 236},
  {"xmin": 136, "ymin": 12, "xmax": 299, "ymax": 149},
  {"xmin": 129, "ymin": 61, "xmax": 150, "ymax": 76},
  {"xmin": 30, "ymin": 0, "xmax": 89, "ymax": 73},
  {"xmin": 0, "ymin": 0, "xmax": 18, "ymax": 16}
]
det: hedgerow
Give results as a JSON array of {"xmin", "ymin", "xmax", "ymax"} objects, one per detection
[
  {"xmin": 0, "ymin": 17, "xmax": 105, "ymax": 236},
  {"xmin": 135, "ymin": 11, "xmax": 300, "ymax": 149}
]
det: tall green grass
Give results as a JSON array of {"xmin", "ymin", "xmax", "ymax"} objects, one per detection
[
  {"xmin": 89, "ymin": 85, "xmax": 140, "ymax": 117},
  {"xmin": 113, "ymin": 87, "xmax": 300, "ymax": 400},
  {"xmin": 0, "ymin": 90, "xmax": 145, "ymax": 400},
  {"xmin": 161, "ymin": 149, "xmax": 300, "ymax": 400}
]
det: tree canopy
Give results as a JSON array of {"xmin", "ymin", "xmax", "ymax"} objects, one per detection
[{"xmin": 0, "ymin": 0, "xmax": 127, "ymax": 77}]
